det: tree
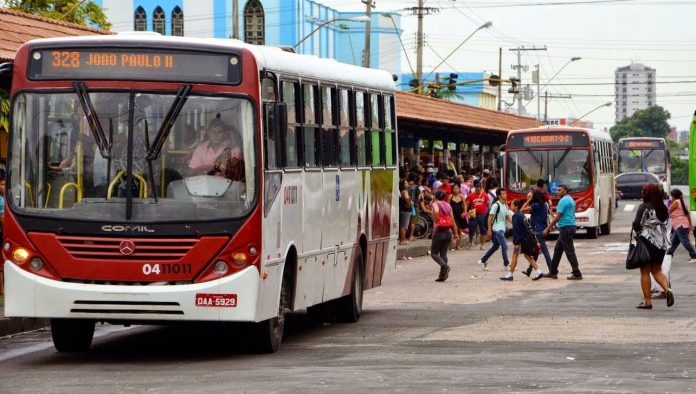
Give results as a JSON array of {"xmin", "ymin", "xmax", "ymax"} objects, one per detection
[
  {"xmin": 6, "ymin": 0, "xmax": 111, "ymax": 30},
  {"xmin": 609, "ymin": 105, "xmax": 671, "ymax": 142}
]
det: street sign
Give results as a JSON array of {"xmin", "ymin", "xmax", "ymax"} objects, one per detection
[{"xmin": 542, "ymin": 118, "xmax": 567, "ymax": 126}]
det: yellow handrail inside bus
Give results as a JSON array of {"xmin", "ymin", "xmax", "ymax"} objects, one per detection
[
  {"xmin": 23, "ymin": 182, "xmax": 35, "ymax": 208},
  {"xmin": 44, "ymin": 183, "xmax": 51, "ymax": 209},
  {"xmin": 58, "ymin": 144, "xmax": 84, "ymax": 209},
  {"xmin": 107, "ymin": 170, "xmax": 148, "ymax": 199}
]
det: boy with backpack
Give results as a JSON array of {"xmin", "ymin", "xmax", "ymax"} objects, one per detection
[
  {"xmin": 478, "ymin": 189, "xmax": 511, "ymax": 271},
  {"xmin": 501, "ymin": 199, "xmax": 544, "ymax": 281}
]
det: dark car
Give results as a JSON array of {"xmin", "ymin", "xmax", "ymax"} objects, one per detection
[{"xmin": 615, "ymin": 172, "xmax": 661, "ymax": 199}]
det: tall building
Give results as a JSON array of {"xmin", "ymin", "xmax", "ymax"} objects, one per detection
[
  {"xmin": 94, "ymin": 0, "xmax": 402, "ymax": 75},
  {"xmin": 614, "ymin": 63, "xmax": 656, "ymax": 122}
]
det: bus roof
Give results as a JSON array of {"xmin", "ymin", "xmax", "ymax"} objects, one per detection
[
  {"xmin": 508, "ymin": 125, "xmax": 613, "ymax": 143},
  {"xmin": 20, "ymin": 35, "xmax": 397, "ymax": 91}
]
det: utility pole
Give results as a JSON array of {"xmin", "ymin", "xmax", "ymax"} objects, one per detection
[
  {"xmin": 405, "ymin": 1, "xmax": 438, "ymax": 93},
  {"xmin": 543, "ymin": 91, "xmax": 572, "ymax": 122},
  {"xmin": 509, "ymin": 46, "xmax": 546, "ymax": 115},
  {"xmin": 497, "ymin": 47, "xmax": 502, "ymax": 111},
  {"xmin": 362, "ymin": 0, "xmax": 375, "ymax": 68},
  {"xmin": 232, "ymin": 0, "xmax": 239, "ymax": 40}
]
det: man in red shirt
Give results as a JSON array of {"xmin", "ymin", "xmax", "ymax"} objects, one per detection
[
  {"xmin": 437, "ymin": 176, "xmax": 453, "ymax": 200},
  {"xmin": 465, "ymin": 180, "xmax": 491, "ymax": 249}
]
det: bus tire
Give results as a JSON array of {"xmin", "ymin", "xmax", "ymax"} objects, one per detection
[
  {"xmin": 601, "ymin": 205, "xmax": 612, "ymax": 235},
  {"xmin": 586, "ymin": 226, "xmax": 598, "ymax": 239},
  {"xmin": 333, "ymin": 248, "xmax": 364, "ymax": 323},
  {"xmin": 50, "ymin": 318, "xmax": 95, "ymax": 352},
  {"xmin": 253, "ymin": 276, "xmax": 290, "ymax": 353}
]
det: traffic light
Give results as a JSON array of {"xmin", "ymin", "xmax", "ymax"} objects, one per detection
[
  {"xmin": 447, "ymin": 73, "xmax": 458, "ymax": 91},
  {"xmin": 409, "ymin": 78, "xmax": 418, "ymax": 88},
  {"xmin": 508, "ymin": 76, "xmax": 520, "ymax": 94},
  {"xmin": 489, "ymin": 74, "xmax": 500, "ymax": 86}
]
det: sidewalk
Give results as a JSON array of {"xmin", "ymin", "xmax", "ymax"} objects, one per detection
[{"xmin": 0, "ymin": 297, "xmax": 49, "ymax": 337}]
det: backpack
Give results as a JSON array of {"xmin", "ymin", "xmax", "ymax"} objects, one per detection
[
  {"xmin": 520, "ymin": 216, "xmax": 540, "ymax": 258},
  {"xmin": 490, "ymin": 201, "xmax": 501, "ymax": 226}
]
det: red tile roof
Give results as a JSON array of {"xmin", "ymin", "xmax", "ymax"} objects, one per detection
[
  {"xmin": 396, "ymin": 91, "xmax": 541, "ymax": 133},
  {"xmin": 0, "ymin": 8, "xmax": 110, "ymax": 62}
]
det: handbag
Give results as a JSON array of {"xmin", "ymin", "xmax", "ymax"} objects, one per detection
[{"xmin": 626, "ymin": 230, "xmax": 651, "ymax": 270}]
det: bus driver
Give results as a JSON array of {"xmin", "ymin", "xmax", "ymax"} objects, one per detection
[{"xmin": 188, "ymin": 117, "xmax": 243, "ymax": 180}]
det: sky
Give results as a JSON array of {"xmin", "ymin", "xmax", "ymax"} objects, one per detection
[{"xmin": 322, "ymin": 0, "xmax": 696, "ymax": 132}]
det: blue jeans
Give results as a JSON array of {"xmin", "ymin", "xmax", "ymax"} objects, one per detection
[
  {"xmin": 480, "ymin": 229, "xmax": 509, "ymax": 266},
  {"xmin": 667, "ymin": 227, "xmax": 696, "ymax": 258},
  {"xmin": 535, "ymin": 230, "xmax": 553, "ymax": 271}
]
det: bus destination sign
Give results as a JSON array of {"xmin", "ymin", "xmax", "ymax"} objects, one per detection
[
  {"xmin": 28, "ymin": 48, "xmax": 241, "ymax": 85},
  {"xmin": 622, "ymin": 140, "xmax": 662, "ymax": 149},
  {"xmin": 509, "ymin": 132, "xmax": 589, "ymax": 148}
]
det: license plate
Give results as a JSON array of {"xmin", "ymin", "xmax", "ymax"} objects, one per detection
[{"xmin": 195, "ymin": 293, "xmax": 237, "ymax": 307}]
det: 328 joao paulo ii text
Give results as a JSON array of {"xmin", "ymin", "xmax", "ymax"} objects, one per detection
[{"xmin": 28, "ymin": 47, "xmax": 241, "ymax": 84}]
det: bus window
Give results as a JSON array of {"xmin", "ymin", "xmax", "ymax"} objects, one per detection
[
  {"xmin": 263, "ymin": 76, "xmax": 279, "ymax": 170},
  {"xmin": 321, "ymin": 86, "xmax": 337, "ymax": 167},
  {"xmin": 338, "ymin": 89, "xmax": 351, "ymax": 167},
  {"xmin": 369, "ymin": 93, "xmax": 381, "ymax": 166},
  {"xmin": 384, "ymin": 95, "xmax": 395, "ymax": 167},
  {"xmin": 281, "ymin": 81, "xmax": 299, "ymax": 168},
  {"xmin": 355, "ymin": 91, "xmax": 367, "ymax": 167},
  {"xmin": 303, "ymin": 84, "xmax": 318, "ymax": 168}
]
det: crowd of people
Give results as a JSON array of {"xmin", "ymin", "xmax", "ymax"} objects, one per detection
[{"xmin": 399, "ymin": 165, "xmax": 688, "ymax": 310}]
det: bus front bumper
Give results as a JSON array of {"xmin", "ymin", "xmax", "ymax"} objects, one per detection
[
  {"xmin": 4, "ymin": 261, "xmax": 261, "ymax": 322},
  {"xmin": 574, "ymin": 207, "xmax": 597, "ymax": 229}
]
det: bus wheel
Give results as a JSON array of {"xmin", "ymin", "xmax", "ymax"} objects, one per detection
[
  {"xmin": 254, "ymin": 276, "xmax": 290, "ymax": 353},
  {"xmin": 600, "ymin": 206, "xmax": 612, "ymax": 235},
  {"xmin": 50, "ymin": 318, "xmax": 95, "ymax": 352},
  {"xmin": 586, "ymin": 226, "xmax": 598, "ymax": 239},
  {"xmin": 333, "ymin": 249, "xmax": 364, "ymax": 323}
]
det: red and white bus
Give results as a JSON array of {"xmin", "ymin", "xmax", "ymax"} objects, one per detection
[
  {"xmin": 504, "ymin": 126, "xmax": 615, "ymax": 238},
  {"xmin": 0, "ymin": 35, "xmax": 399, "ymax": 353}
]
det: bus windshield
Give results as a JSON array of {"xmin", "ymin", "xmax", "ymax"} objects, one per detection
[
  {"xmin": 9, "ymin": 90, "xmax": 256, "ymax": 222},
  {"xmin": 618, "ymin": 148, "xmax": 666, "ymax": 174},
  {"xmin": 507, "ymin": 148, "xmax": 591, "ymax": 194}
]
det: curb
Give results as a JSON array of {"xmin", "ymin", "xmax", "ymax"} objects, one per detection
[{"xmin": 0, "ymin": 317, "xmax": 49, "ymax": 338}]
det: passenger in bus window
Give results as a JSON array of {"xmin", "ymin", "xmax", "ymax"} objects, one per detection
[{"xmin": 188, "ymin": 117, "xmax": 243, "ymax": 180}]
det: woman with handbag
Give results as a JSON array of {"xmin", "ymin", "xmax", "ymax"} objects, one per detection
[
  {"xmin": 398, "ymin": 180, "xmax": 413, "ymax": 246},
  {"xmin": 431, "ymin": 190, "xmax": 458, "ymax": 282},
  {"xmin": 631, "ymin": 183, "xmax": 674, "ymax": 309}
]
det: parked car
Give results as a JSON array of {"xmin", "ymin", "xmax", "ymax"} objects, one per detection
[{"xmin": 615, "ymin": 172, "xmax": 661, "ymax": 199}]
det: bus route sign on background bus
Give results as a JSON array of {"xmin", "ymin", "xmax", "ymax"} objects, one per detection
[
  {"xmin": 622, "ymin": 140, "xmax": 662, "ymax": 149},
  {"xmin": 28, "ymin": 48, "xmax": 241, "ymax": 85},
  {"xmin": 508, "ymin": 132, "xmax": 589, "ymax": 148}
]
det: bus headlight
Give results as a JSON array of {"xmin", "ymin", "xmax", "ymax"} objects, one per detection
[
  {"xmin": 12, "ymin": 248, "xmax": 30, "ymax": 265},
  {"xmin": 29, "ymin": 257, "xmax": 44, "ymax": 271},
  {"xmin": 213, "ymin": 260, "xmax": 228, "ymax": 274}
]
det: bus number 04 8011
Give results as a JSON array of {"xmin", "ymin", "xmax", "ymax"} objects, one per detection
[{"xmin": 142, "ymin": 263, "xmax": 192, "ymax": 275}]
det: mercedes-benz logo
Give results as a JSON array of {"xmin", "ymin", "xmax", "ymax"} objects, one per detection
[{"xmin": 119, "ymin": 240, "xmax": 135, "ymax": 256}]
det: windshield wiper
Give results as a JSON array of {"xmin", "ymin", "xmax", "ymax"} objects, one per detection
[
  {"xmin": 554, "ymin": 147, "xmax": 572, "ymax": 169},
  {"xmin": 147, "ymin": 84, "xmax": 192, "ymax": 160},
  {"xmin": 73, "ymin": 82, "xmax": 111, "ymax": 159},
  {"xmin": 143, "ymin": 120, "xmax": 158, "ymax": 202}
]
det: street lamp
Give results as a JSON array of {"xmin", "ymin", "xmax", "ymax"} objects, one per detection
[
  {"xmin": 571, "ymin": 102, "xmax": 612, "ymax": 125},
  {"xmin": 293, "ymin": 15, "xmax": 371, "ymax": 50},
  {"xmin": 422, "ymin": 21, "xmax": 492, "ymax": 85},
  {"xmin": 381, "ymin": 13, "xmax": 416, "ymax": 78}
]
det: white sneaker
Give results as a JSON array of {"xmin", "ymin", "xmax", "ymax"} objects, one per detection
[
  {"xmin": 478, "ymin": 259, "xmax": 488, "ymax": 271},
  {"xmin": 688, "ymin": 258, "xmax": 696, "ymax": 264}
]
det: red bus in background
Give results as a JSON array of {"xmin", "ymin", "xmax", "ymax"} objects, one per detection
[
  {"xmin": 504, "ymin": 126, "xmax": 615, "ymax": 238},
  {"xmin": 0, "ymin": 35, "xmax": 398, "ymax": 353}
]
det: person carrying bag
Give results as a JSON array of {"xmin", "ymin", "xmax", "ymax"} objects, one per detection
[
  {"xmin": 630, "ymin": 184, "xmax": 673, "ymax": 310},
  {"xmin": 430, "ymin": 190, "xmax": 458, "ymax": 282}
]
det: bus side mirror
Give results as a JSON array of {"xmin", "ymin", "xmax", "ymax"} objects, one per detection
[
  {"xmin": 0, "ymin": 62, "xmax": 12, "ymax": 91},
  {"xmin": 263, "ymin": 101, "xmax": 287, "ymax": 168}
]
